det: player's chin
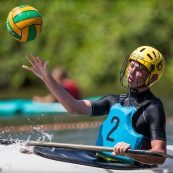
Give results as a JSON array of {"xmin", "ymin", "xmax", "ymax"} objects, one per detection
[
  {"xmin": 128, "ymin": 81, "xmax": 137, "ymax": 88},
  {"xmin": 128, "ymin": 80, "xmax": 144, "ymax": 88}
]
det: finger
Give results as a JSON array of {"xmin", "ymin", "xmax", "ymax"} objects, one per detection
[
  {"xmin": 31, "ymin": 53, "xmax": 40, "ymax": 63},
  {"xmin": 31, "ymin": 53, "xmax": 43, "ymax": 64},
  {"xmin": 22, "ymin": 65, "xmax": 28, "ymax": 69},
  {"xmin": 121, "ymin": 143, "xmax": 130, "ymax": 153},
  {"xmin": 114, "ymin": 142, "xmax": 130, "ymax": 154},
  {"xmin": 31, "ymin": 53, "xmax": 45, "ymax": 64},
  {"xmin": 44, "ymin": 60, "xmax": 49, "ymax": 68},
  {"xmin": 112, "ymin": 151, "xmax": 116, "ymax": 156},
  {"xmin": 31, "ymin": 53, "xmax": 37, "ymax": 59},
  {"xmin": 22, "ymin": 65, "xmax": 32, "ymax": 71},
  {"xmin": 26, "ymin": 56, "xmax": 35, "ymax": 65},
  {"xmin": 119, "ymin": 143, "xmax": 130, "ymax": 153},
  {"xmin": 112, "ymin": 142, "xmax": 121, "ymax": 154},
  {"xmin": 116, "ymin": 143, "xmax": 124, "ymax": 154}
]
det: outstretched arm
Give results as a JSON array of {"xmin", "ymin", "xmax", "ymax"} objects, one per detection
[{"xmin": 22, "ymin": 53, "xmax": 92, "ymax": 115}]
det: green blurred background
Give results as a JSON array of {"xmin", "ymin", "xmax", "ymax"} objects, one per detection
[{"xmin": 0, "ymin": 0, "xmax": 173, "ymax": 116}]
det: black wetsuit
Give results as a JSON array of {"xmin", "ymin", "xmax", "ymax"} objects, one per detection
[{"xmin": 90, "ymin": 89, "xmax": 166, "ymax": 149}]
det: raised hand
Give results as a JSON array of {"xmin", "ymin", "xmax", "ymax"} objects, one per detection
[
  {"xmin": 22, "ymin": 53, "xmax": 92, "ymax": 115},
  {"xmin": 22, "ymin": 53, "xmax": 50, "ymax": 81}
]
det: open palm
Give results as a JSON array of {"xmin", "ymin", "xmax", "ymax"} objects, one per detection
[{"xmin": 22, "ymin": 53, "xmax": 50, "ymax": 80}]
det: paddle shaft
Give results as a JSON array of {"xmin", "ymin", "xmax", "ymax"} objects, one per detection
[
  {"xmin": 27, "ymin": 141, "xmax": 173, "ymax": 159},
  {"xmin": 28, "ymin": 141, "xmax": 113, "ymax": 152}
]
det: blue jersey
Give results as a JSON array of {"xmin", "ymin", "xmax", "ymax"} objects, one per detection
[
  {"xmin": 91, "ymin": 89, "xmax": 166, "ymax": 143},
  {"xmin": 96, "ymin": 103, "xmax": 143, "ymax": 163}
]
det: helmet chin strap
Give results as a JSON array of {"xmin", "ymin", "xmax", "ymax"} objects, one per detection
[
  {"xmin": 129, "ymin": 75, "xmax": 151, "ymax": 93},
  {"xmin": 130, "ymin": 84, "xmax": 149, "ymax": 93}
]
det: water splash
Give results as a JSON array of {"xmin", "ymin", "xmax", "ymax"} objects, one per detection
[
  {"xmin": 0, "ymin": 137, "xmax": 32, "ymax": 152},
  {"xmin": 33, "ymin": 127, "xmax": 53, "ymax": 142}
]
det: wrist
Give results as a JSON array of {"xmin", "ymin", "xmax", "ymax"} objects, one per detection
[{"xmin": 42, "ymin": 72, "xmax": 52, "ymax": 81}]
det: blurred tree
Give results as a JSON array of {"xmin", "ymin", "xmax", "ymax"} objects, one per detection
[{"xmin": 0, "ymin": 0, "xmax": 173, "ymax": 94}]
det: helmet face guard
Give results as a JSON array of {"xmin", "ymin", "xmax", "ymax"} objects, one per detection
[
  {"xmin": 120, "ymin": 55, "xmax": 129, "ymax": 88},
  {"xmin": 120, "ymin": 46, "xmax": 165, "ymax": 89}
]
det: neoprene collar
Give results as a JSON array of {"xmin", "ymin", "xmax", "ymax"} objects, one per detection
[{"xmin": 129, "ymin": 89, "xmax": 152, "ymax": 100}]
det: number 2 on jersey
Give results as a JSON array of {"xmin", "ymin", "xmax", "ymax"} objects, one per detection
[{"xmin": 106, "ymin": 116, "xmax": 120, "ymax": 142}]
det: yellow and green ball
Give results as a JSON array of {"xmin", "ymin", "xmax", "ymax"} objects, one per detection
[{"xmin": 6, "ymin": 5, "xmax": 43, "ymax": 42}]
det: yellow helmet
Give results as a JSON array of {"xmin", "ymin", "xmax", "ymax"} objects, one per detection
[{"xmin": 120, "ymin": 46, "xmax": 165, "ymax": 88}]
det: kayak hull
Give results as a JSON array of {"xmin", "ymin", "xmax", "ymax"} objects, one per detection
[{"xmin": 0, "ymin": 145, "xmax": 173, "ymax": 173}]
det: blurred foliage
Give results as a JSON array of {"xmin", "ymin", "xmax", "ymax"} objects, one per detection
[{"xmin": 0, "ymin": 0, "xmax": 173, "ymax": 95}]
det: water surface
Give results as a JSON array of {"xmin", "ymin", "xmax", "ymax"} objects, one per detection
[{"xmin": 1, "ymin": 123, "xmax": 172, "ymax": 145}]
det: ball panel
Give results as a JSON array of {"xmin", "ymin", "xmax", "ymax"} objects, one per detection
[
  {"xmin": 35, "ymin": 25, "xmax": 42, "ymax": 37},
  {"xmin": 15, "ymin": 17, "xmax": 42, "ymax": 29},
  {"xmin": 12, "ymin": 6, "xmax": 39, "ymax": 18},
  {"xmin": 13, "ymin": 10, "xmax": 41, "ymax": 24},
  {"xmin": 20, "ymin": 27, "xmax": 29, "ymax": 42},
  {"xmin": 27, "ymin": 25, "xmax": 37, "ymax": 41},
  {"xmin": 6, "ymin": 19, "xmax": 21, "ymax": 40},
  {"xmin": 7, "ymin": 12, "xmax": 21, "ymax": 36}
]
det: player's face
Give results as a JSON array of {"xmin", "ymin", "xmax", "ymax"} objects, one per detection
[{"xmin": 127, "ymin": 60, "xmax": 150, "ymax": 88}]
